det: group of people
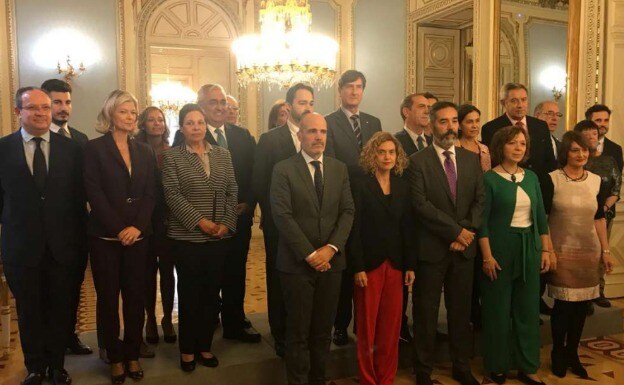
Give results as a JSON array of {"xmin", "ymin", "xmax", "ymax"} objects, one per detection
[{"xmin": 0, "ymin": 69, "xmax": 619, "ymax": 385}]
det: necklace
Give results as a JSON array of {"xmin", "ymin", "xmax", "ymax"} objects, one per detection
[
  {"xmin": 561, "ymin": 167, "xmax": 585, "ymax": 182},
  {"xmin": 500, "ymin": 163, "xmax": 520, "ymax": 183}
]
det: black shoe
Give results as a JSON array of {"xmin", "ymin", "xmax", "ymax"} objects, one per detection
[
  {"xmin": 415, "ymin": 373, "xmax": 433, "ymax": 385},
  {"xmin": 275, "ymin": 341, "xmax": 286, "ymax": 358},
  {"xmin": 48, "ymin": 368, "xmax": 72, "ymax": 385},
  {"xmin": 125, "ymin": 361, "xmax": 144, "ymax": 380},
  {"xmin": 110, "ymin": 363, "xmax": 126, "ymax": 384},
  {"xmin": 399, "ymin": 324, "xmax": 413, "ymax": 343},
  {"xmin": 161, "ymin": 318, "xmax": 177, "ymax": 343},
  {"xmin": 567, "ymin": 351, "xmax": 588, "ymax": 378},
  {"xmin": 145, "ymin": 317, "xmax": 159, "ymax": 344},
  {"xmin": 223, "ymin": 328, "xmax": 261, "ymax": 343},
  {"xmin": 489, "ymin": 372, "xmax": 506, "ymax": 384},
  {"xmin": 539, "ymin": 299, "xmax": 552, "ymax": 316},
  {"xmin": 332, "ymin": 329, "xmax": 348, "ymax": 346},
  {"xmin": 451, "ymin": 370, "xmax": 479, "ymax": 385},
  {"xmin": 22, "ymin": 372, "xmax": 44, "ymax": 385},
  {"xmin": 66, "ymin": 334, "xmax": 93, "ymax": 355},
  {"xmin": 180, "ymin": 357, "xmax": 196, "ymax": 372},
  {"xmin": 517, "ymin": 372, "xmax": 545, "ymax": 385},
  {"xmin": 587, "ymin": 302, "xmax": 595, "ymax": 316},
  {"xmin": 243, "ymin": 318, "xmax": 252, "ymax": 329},
  {"xmin": 593, "ymin": 295, "xmax": 611, "ymax": 308},
  {"xmin": 551, "ymin": 348, "xmax": 567, "ymax": 378},
  {"xmin": 196, "ymin": 353, "xmax": 219, "ymax": 367}
]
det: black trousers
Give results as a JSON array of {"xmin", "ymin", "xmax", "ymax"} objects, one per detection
[
  {"xmin": 145, "ymin": 234, "xmax": 175, "ymax": 323},
  {"xmin": 66, "ymin": 255, "xmax": 88, "ymax": 343},
  {"xmin": 264, "ymin": 232, "xmax": 286, "ymax": 344},
  {"xmin": 412, "ymin": 254, "xmax": 474, "ymax": 375},
  {"xmin": 280, "ymin": 271, "xmax": 342, "ymax": 385},
  {"xmin": 334, "ymin": 269, "xmax": 354, "ymax": 331},
  {"xmin": 90, "ymin": 237, "xmax": 148, "ymax": 364},
  {"xmin": 221, "ymin": 223, "xmax": 252, "ymax": 333},
  {"xmin": 4, "ymin": 249, "xmax": 74, "ymax": 373},
  {"xmin": 173, "ymin": 238, "xmax": 229, "ymax": 354}
]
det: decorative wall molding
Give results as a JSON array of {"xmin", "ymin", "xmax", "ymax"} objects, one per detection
[
  {"xmin": 409, "ymin": 0, "xmax": 469, "ymax": 22},
  {"xmin": 1, "ymin": 0, "xmax": 18, "ymax": 135},
  {"xmin": 117, "ymin": 0, "xmax": 127, "ymax": 90}
]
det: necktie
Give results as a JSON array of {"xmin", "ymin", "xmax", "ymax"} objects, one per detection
[
  {"xmin": 350, "ymin": 115, "xmax": 362, "ymax": 148},
  {"xmin": 32, "ymin": 137, "xmax": 47, "ymax": 192},
  {"xmin": 416, "ymin": 135, "xmax": 425, "ymax": 151},
  {"xmin": 515, "ymin": 120, "xmax": 525, "ymax": 131},
  {"xmin": 311, "ymin": 160, "xmax": 323, "ymax": 204},
  {"xmin": 443, "ymin": 150, "xmax": 456, "ymax": 201},
  {"xmin": 58, "ymin": 127, "xmax": 68, "ymax": 137},
  {"xmin": 215, "ymin": 128, "xmax": 228, "ymax": 149}
]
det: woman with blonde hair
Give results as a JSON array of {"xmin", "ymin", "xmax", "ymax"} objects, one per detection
[
  {"xmin": 349, "ymin": 131, "xmax": 416, "ymax": 385},
  {"xmin": 85, "ymin": 90, "xmax": 156, "ymax": 383}
]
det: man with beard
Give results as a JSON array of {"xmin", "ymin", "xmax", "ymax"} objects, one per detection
[
  {"xmin": 407, "ymin": 102, "xmax": 484, "ymax": 385},
  {"xmin": 40, "ymin": 79, "xmax": 91, "ymax": 356},
  {"xmin": 253, "ymin": 83, "xmax": 315, "ymax": 357}
]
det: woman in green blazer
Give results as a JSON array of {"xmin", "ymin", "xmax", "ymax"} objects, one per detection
[{"xmin": 478, "ymin": 125, "xmax": 552, "ymax": 385}]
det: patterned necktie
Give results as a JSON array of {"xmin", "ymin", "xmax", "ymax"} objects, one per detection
[
  {"xmin": 350, "ymin": 115, "xmax": 362, "ymax": 148},
  {"xmin": 32, "ymin": 137, "xmax": 47, "ymax": 192},
  {"xmin": 58, "ymin": 127, "xmax": 68, "ymax": 137},
  {"xmin": 215, "ymin": 128, "xmax": 228, "ymax": 149},
  {"xmin": 443, "ymin": 150, "xmax": 457, "ymax": 201},
  {"xmin": 416, "ymin": 135, "xmax": 425, "ymax": 151},
  {"xmin": 310, "ymin": 160, "xmax": 323, "ymax": 204}
]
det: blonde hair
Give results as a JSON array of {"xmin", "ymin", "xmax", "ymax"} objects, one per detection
[
  {"xmin": 359, "ymin": 131, "xmax": 409, "ymax": 176},
  {"xmin": 95, "ymin": 90, "xmax": 139, "ymax": 134}
]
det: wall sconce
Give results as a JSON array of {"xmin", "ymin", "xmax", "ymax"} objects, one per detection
[
  {"xmin": 539, "ymin": 65, "xmax": 567, "ymax": 101},
  {"xmin": 57, "ymin": 56, "xmax": 86, "ymax": 83}
]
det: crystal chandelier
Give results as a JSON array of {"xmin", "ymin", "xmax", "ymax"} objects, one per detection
[
  {"xmin": 150, "ymin": 81, "xmax": 196, "ymax": 115},
  {"xmin": 232, "ymin": 0, "xmax": 338, "ymax": 89}
]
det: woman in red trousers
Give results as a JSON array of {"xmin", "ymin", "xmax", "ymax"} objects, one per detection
[{"xmin": 349, "ymin": 131, "xmax": 416, "ymax": 385}]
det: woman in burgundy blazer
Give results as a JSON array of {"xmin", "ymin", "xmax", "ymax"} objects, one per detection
[{"xmin": 84, "ymin": 90, "xmax": 156, "ymax": 384}]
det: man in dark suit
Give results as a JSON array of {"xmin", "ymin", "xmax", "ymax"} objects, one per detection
[
  {"xmin": 0, "ymin": 87, "xmax": 86, "ymax": 385},
  {"xmin": 395, "ymin": 93, "xmax": 434, "ymax": 157},
  {"xmin": 534, "ymin": 100, "xmax": 562, "ymax": 160},
  {"xmin": 40, "ymin": 79, "xmax": 91, "ymax": 356},
  {"xmin": 586, "ymin": 103, "xmax": 622, "ymax": 308},
  {"xmin": 325, "ymin": 70, "xmax": 381, "ymax": 346},
  {"xmin": 481, "ymin": 83, "xmax": 557, "ymax": 179},
  {"xmin": 252, "ymin": 83, "xmax": 315, "ymax": 356},
  {"xmin": 407, "ymin": 102, "xmax": 484, "ymax": 385},
  {"xmin": 271, "ymin": 112, "xmax": 354, "ymax": 385}
]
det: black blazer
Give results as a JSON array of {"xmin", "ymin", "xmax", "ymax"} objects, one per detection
[
  {"xmin": 552, "ymin": 135, "xmax": 562, "ymax": 160},
  {"xmin": 481, "ymin": 114, "xmax": 557, "ymax": 179},
  {"xmin": 84, "ymin": 133, "xmax": 156, "ymax": 239},
  {"xmin": 0, "ymin": 130, "xmax": 87, "ymax": 267},
  {"xmin": 394, "ymin": 129, "xmax": 433, "ymax": 157},
  {"xmin": 252, "ymin": 124, "xmax": 298, "ymax": 236},
  {"xmin": 348, "ymin": 174, "xmax": 416, "ymax": 273},
  {"xmin": 603, "ymin": 137, "xmax": 623, "ymax": 173},
  {"xmin": 69, "ymin": 126, "xmax": 89, "ymax": 148},
  {"xmin": 406, "ymin": 146, "xmax": 484, "ymax": 263},
  {"xmin": 325, "ymin": 108, "xmax": 382, "ymax": 168}
]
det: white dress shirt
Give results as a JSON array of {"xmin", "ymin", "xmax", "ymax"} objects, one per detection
[
  {"xmin": 50, "ymin": 122, "xmax": 71, "ymax": 138},
  {"xmin": 506, "ymin": 114, "xmax": 528, "ymax": 128},
  {"xmin": 21, "ymin": 128, "xmax": 50, "ymax": 173},
  {"xmin": 404, "ymin": 126, "xmax": 429, "ymax": 149},
  {"xmin": 287, "ymin": 119, "xmax": 302, "ymax": 152},
  {"xmin": 432, "ymin": 142, "xmax": 457, "ymax": 177}
]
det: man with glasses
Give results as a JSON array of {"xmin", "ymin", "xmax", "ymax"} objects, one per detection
[
  {"xmin": 535, "ymin": 100, "xmax": 563, "ymax": 160},
  {"xmin": 226, "ymin": 95, "xmax": 240, "ymax": 126}
]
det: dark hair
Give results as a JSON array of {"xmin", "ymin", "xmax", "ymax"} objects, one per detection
[
  {"xmin": 338, "ymin": 70, "xmax": 366, "ymax": 89},
  {"xmin": 399, "ymin": 92, "xmax": 440, "ymax": 120},
  {"xmin": 15, "ymin": 87, "xmax": 49, "ymax": 109},
  {"xmin": 457, "ymin": 104, "xmax": 481, "ymax": 139},
  {"xmin": 41, "ymin": 79, "xmax": 72, "ymax": 94},
  {"xmin": 558, "ymin": 130, "xmax": 590, "ymax": 168},
  {"xmin": 178, "ymin": 103, "xmax": 205, "ymax": 128},
  {"xmin": 500, "ymin": 82, "xmax": 528, "ymax": 101},
  {"xmin": 573, "ymin": 119, "xmax": 599, "ymax": 134},
  {"xmin": 268, "ymin": 100, "xmax": 287, "ymax": 129},
  {"xmin": 136, "ymin": 106, "xmax": 170, "ymax": 145},
  {"xmin": 490, "ymin": 125, "xmax": 530, "ymax": 166},
  {"xmin": 286, "ymin": 83, "xmax": 314, "ymax": 105},
  {"xmin": 422, "ymin": 92, "xmax": 438, "ymax": 102},
  {"xmin": 584, "ymin": 104, "xmax": 612, "ymax": 120},
  {"xmin": 429, "ymin": 101, "xmax": 457, "ymax": 123}
]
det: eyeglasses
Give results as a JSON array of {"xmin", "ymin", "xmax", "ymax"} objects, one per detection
[
  {"xmin": 206, "ymin": 99, "xmax": 227, "ymax": 107},
  {"xmin": 542, "ymin": 111, "xmax": 563, "ymax": 118},
  {"xmin": 22, "ymin": 105, "xmax": 51, "ymax": 112}
]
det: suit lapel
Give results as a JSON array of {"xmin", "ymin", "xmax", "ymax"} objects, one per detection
[
  {"xmin": 46, "ymin": 134, "xmax": 60, "ymax": 192},
  {"xmin": 205, "ymin": 130, "xmax": 218, "ymax": 147},
  {"xmin": 277, "ymin": 125, "xmax": 297, "ymax": 155},
  {"xmin": 367, "ymin": 174, "xmax": 392, "ymax": 215},
  {"xmin": 11, "ymin": 131, "xmax": 36, "ymax": 186},
  {"xmin": 426, "ymin": 147, "xmax": 454, "ymax": 204},
  {"xmin": 335, "ymin": 109, "xmax": 360, "ymax": 153},
  {"xmin": 104, "ymin": 133, "xmax": 131, "ymax": 179},
  {"xmin": 295, "ymin": 153, "xmax": 320, "ymax": 211},
  {"xmin": 179, "ymin": 144, "xmax": 211, "ymax": 186}
]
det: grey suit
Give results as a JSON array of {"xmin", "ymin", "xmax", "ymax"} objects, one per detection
[
  {"xmin": 324, "ymin": 108, "xmax": 382, "ymax": 169},
  {"xmin": 270, "ymin": 152, "xmax": 354, "ymax": 385},
  {"xmin": 406, "ymin": 145, "xmax": 484, "ymax": 376}
]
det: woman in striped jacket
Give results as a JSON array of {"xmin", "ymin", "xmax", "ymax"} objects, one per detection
[{"xmin": 161, "ymin": 103, "xmax": 238, "ymax": 372}]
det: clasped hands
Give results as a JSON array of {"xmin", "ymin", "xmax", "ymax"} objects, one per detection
[
  {"xmin": 354, "ymin": 270, "xmax": 415, "ymax": 288},
  {"xmin": 198, "ymin": 218, "xmax": 229, "ymax": 238},
  {"xmin": 118, "ymin": 226, "xmax": 141, "ymax": 246},
  {"xmin": 449, "ymin": 228, "xmax": 475, "ymax": 252},
  {"xmin": 305, "ymin": 245, "xmax": 335, "ymax": 272}
]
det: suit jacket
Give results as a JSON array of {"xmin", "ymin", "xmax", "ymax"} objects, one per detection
[
  {"xmin": 394, "ymin": 129, "xmax": 433, "ymax": 157},
  {"xmin": 252, "ymin": 124, "xmax": 298, "ymax": 236},
  {"xmin": 84, "ymin": 133, "xmax": 156, "ymax": 239},
  {"xmin": 0, "ymin": 130, "xmax": 87, "ymax": 267},
  {"xmin": 174, "ymin": 124, "xmax": 257, "ymax": 228},
  {"xmin": 162, "ymin": 143, "xmax": 238, "ymax": 242},
  {"xmin": 348, "ymin": 173, "xmax": 417, "ymax": 273},
  {"xmin": 552, "ymin": 135, "xmax": 562, "ymax": 160},
  {"xmin": 270, "ymin": 153, "xmax": 355, "ymax": 274},
  {"xmin": 603, "ymin": 137, "xmax": 623, "ymax": 173},
  {"xmin": 325, "ymin": 108, "xmax": 382, "ymax": 168},
  {"xmin": 406, "ymin": 146, "xmax": 484, "ymax": 262},
  {"xmin": 481, "ymin": 114, "xmax": 557, "ymax": 179},
  {"xmin": 69, "ymin": 126, "xmax": 89, "ymax": 148}
]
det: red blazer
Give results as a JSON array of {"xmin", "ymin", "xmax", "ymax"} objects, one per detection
[{"xmin": 84, "ymin": 132, "xmax": 156, "ymax": 238}]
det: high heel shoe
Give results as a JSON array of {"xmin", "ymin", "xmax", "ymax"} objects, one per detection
[
  {"xmin": 517, "ymin": 372, "xmax": 545, "ymax": 385},
  {"xmin": 567, "ymin": 351, "xmax": 588, "ymax": 378},
  {"xmin": 145, "ymin": 318, "xmax": 159, "ymax": 344},
  {"xmin": 489, "ymin": 372, "xmax": 506, "ymax": 384},
  {"xmin": 125, "ymin": 361, "xmax": 144, "ymax": 380},
  {"xmin": 110, "ymin": 363, "xmax": 126, "ymax": 384},
  {"xmin": 195, "ymin": 352, "xmax": 219, "ymax": 368},
  {"xmin": 161, "ymin": 317, "xmax": 177, "ymax": 344},
  {"xmin": 180, "ymin": 357, "xmax": 196, "ymax": 372}
]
